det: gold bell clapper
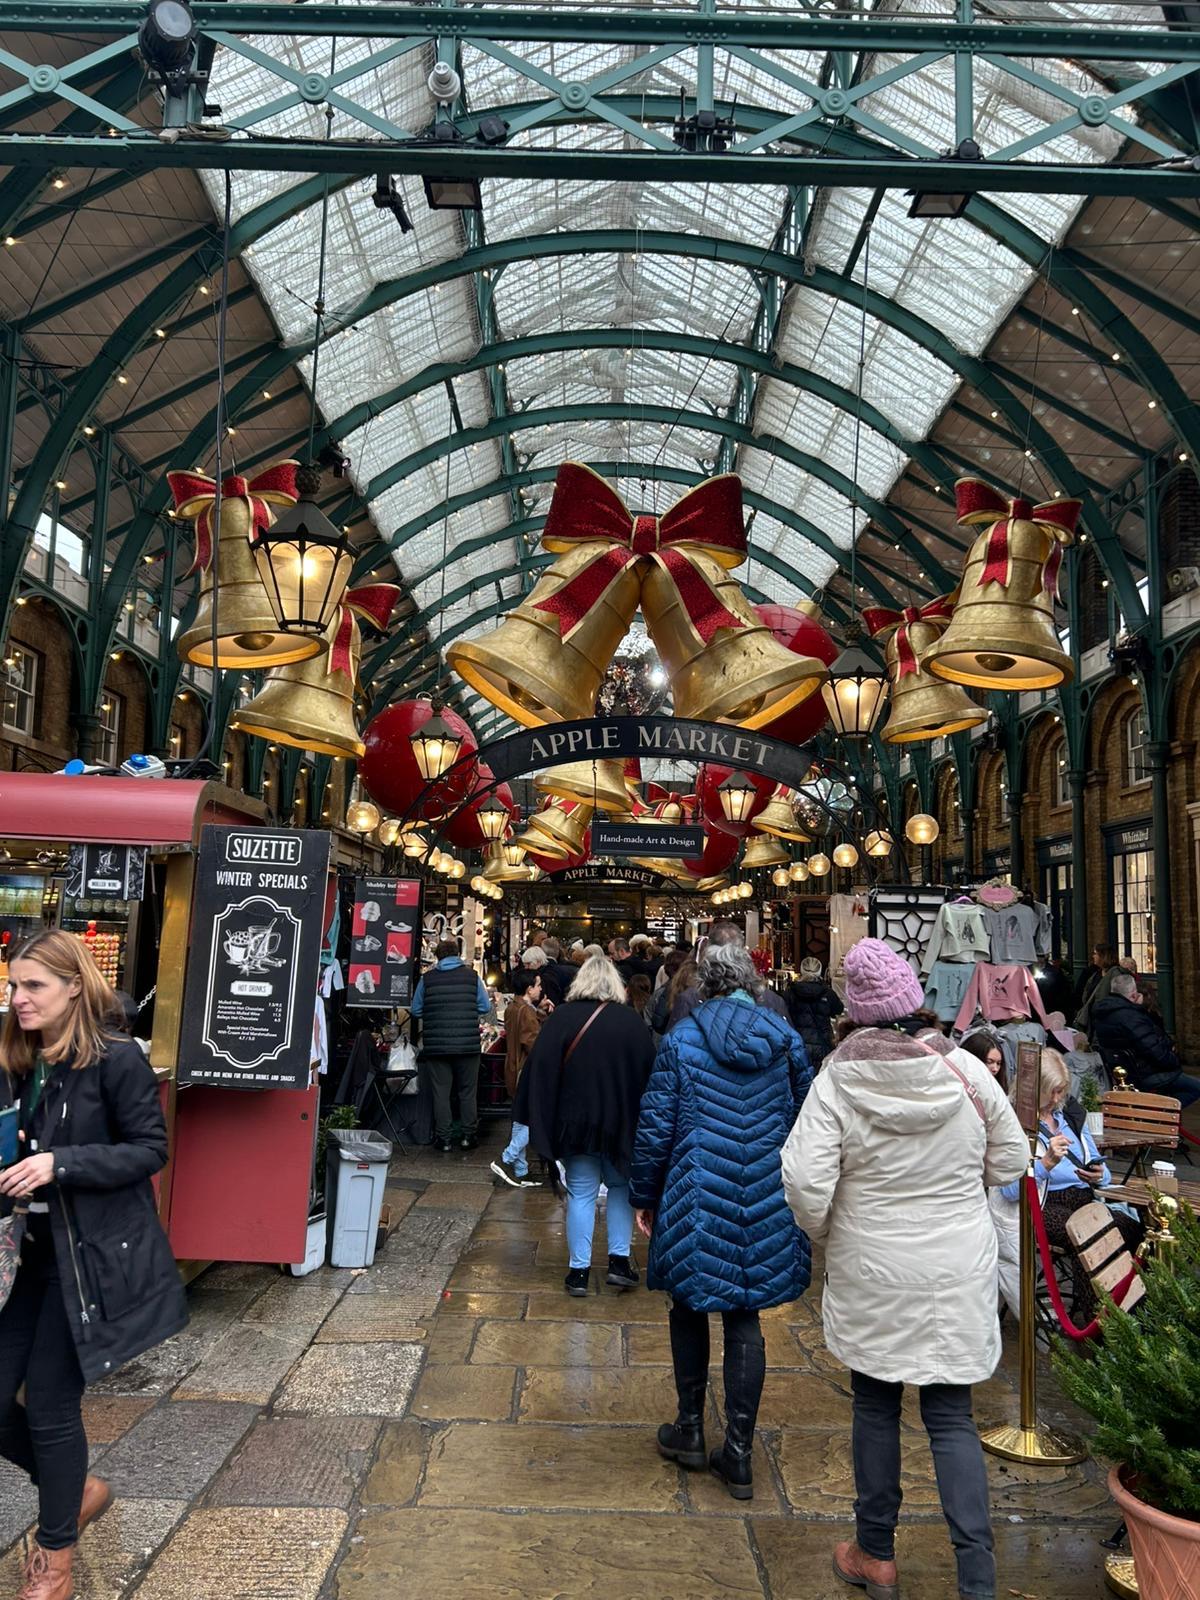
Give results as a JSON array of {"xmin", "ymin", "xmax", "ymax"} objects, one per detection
[
  {"xmin": 168, "ymin": 461, "xmax": 321, "ymax": 668},
  {"xmin": 235, "ymin": 584, "xmax": 398, "ymax": 760},
  {"xmin": 535, "ymin": 758, "xmax": 634, "ymax": 816},
  {"xmin": 754, "ymin": 786, "xmax": 812, "ymax": 842},
  {"xmin": 922, "ymin": 479, "xmax": 1081, "ymax": 691},
  {"xmin": 526, "ymin": 799, "xmax": 593, "ymax": 859},
  {"xmin": 862, "ymin": 597, "xmax": 988, "ymax": 744},
  {"xmin": 741, "ymin": 833, "xmax": 790, "ymax": 870}
]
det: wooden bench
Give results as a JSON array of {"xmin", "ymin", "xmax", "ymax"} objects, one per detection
[{"xmin": 1097, "ymin": 1090, "xmax": 1181, "ymax": 1181}]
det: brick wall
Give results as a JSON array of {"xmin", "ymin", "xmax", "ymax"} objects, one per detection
[{"xmin": 0, "ymin": 597, "xmax": 77, "ymax": 769}]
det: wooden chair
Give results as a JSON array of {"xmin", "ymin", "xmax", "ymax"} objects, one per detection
[
  {"xmin": 1065, "ymin": 1201, "xmax": 1146, "ymax": 1317},
  {"xmin": 1098, "ymin": 1089, "xmax": 1181, "ymax": 1182}
]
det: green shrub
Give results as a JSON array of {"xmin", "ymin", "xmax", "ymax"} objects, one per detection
[{"xmin": 315, "ymin": 1104, "xmax": 359, "ymax": 1194}]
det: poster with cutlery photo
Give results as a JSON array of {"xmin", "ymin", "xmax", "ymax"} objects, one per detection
[
  {"xmin": 348, "ymin": 876, "xmax": 423, "ymax": 1007},
  {"xmin": 178, "ymin": 826, "xmax": 331, "ymax": 1089}
]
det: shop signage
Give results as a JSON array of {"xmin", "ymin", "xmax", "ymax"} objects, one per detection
[
  {"xmin": 1014, "ymin": 1040, "xmax": 1042, "ymax": 1136},
  {"xmin": 468, "ymin": 716, "xmax": 813, "ymax": 792},
  {"xmin": 179, "ymin": 826, "xmax": 330, "ymax": 1091},
  {"xmin": 593, "ymin": 821, "xmax": 705, "ymax": 858},
  {"xmin": 549, "ymin": 864, "xmax": 667, "ymax": 888},
  {"xmin": 347, "ymin": 877, "xmax": 423, "ymax": 1007},
  {"xmin": 65, "ymin": 843, "xmax": 147, "ymax": 901},
  {"xmin": 1105, "ymin": 821, "xmax": 1151, "ymax": 854},
  {"xmin": 1036, "ymin": 836, "xmax": 1073, "ymax": 866},
  {"xmin": 984, "ymin": 849, "xmax": 1011, "ymax": 871}
]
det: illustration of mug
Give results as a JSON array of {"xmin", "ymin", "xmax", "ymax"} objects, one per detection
[{"xmin": 225, "ymin": 924, "xmax": 283, "ymax": 971}]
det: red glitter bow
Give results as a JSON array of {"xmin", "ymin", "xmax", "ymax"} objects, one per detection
[
  {"xmin": 328, "ymin": 585, "xmax": 399, "ymax": 678},
  {"xmin": 955, "ymin": 478, "xmax": 1081, "ymax": 597},
  {"xmin": 861, "ymin": 596, "xmax": 957, "ymax": 677},
  {"xmin": 535, "ymin": 462, "xmax": 747, "ymax": 646},
  {"xmin": 167, "ymin": 461, "xmax": 299, "ymax": 576},
  {"xmin": 644, "ymin": 784, "xmax": 698, "ymax": 821}
]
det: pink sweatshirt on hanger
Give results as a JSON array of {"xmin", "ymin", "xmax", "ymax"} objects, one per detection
[{"xmin": 954, "ymin": 963, "xmax": 1051, "ymax": 1034}]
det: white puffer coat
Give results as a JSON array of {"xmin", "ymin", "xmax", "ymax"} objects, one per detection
[{"xmin": 781, "ymin": 1027, "xmax": 1028, "ymax": 1386}]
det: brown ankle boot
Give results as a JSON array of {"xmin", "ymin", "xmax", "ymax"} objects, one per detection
[
  {"xmin": 833, "ymin": 1539, "xmax": 900, "ymax": 1600},
  {"xmin": 17, "ymin": 1542, "xmax": 76, "ymax": 1600},
  {"xmin": 78, "ymin": 1475, "xmax": 113, "ymax": 1536}
]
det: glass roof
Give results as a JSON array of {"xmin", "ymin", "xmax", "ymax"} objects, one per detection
[{"xmin": 201, "ymin": 4, "xmax": 1147, "ymax": 733}]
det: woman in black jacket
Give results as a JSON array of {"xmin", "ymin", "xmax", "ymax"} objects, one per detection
[
  {"xmin": 521, "ymin": 954, "xmax": 655, "ymax": 1296},
  {"xmin": 0, "ymin": 930, "xmax": 187, "ymax": 1600},
  {"xmin": 783, "ymin": 958, "xmax": 844, "ymax": 1068}
]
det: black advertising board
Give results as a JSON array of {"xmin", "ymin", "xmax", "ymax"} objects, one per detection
[
  {"xmin": 178, "ymin": 826, "xmax": 331, "ymax": 1090},
  {"xmin": 593, "ymin": 821, "xmax": 705, "ymax": 858},
  {"xmin": 65, "ymin": 843, "xmax": 147, "ymax": 901},
  {"xmin": 347, "ymin": 877, "xmax": 423, "ymax": 1006}
]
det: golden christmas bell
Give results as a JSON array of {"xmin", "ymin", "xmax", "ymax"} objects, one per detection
[
  {"xmin": 922, "ymin": 480, "xmax": 1080, "ymax": 691},
  {"xmin": 482, "ymin": 842, "xmax": 535, "ymax": 883},
  {"xmin": 448, "ymin": 541, "xmax": 641, "ymax": 727},
  {"xmin": 864, "ymin": 610, "xmax": 988, "ymax": 745},
  {"xmin": 526, "ymin": 799, "xmax": 593, "ymax": 858},
  {"xmin": 754, "ymin": 786, "xmax": 812, "ymax": 842},
  {"xmin": 235, "ymin": 617, "xmax": 364, "ymax": 760},
  {"xmin": 741, "ymin": 833, "xmax": 790, "ymax": 870},
  {"xmin": 535, "ymin": 759, "xmax": 633, "ymax": 816},
  {"xmin": 515, "ymin": 821, "xmax": 569, "ymax": 860},
  {"xmin": 641, "ymin": 548, "xmax": 826, "ymax": 728},
  {"xmin": 169, "ymin": 463, "xmax": 321, "ymax": 669}
]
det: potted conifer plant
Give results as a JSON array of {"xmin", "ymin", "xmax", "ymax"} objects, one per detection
[
  {"xmin": 1079, "ymin": 1073, "xmax": 1104, "ymax": 1139},
  {"xmin": 1054, "ymin": 1201, "xmax": 1200, "ymax": 1599}
]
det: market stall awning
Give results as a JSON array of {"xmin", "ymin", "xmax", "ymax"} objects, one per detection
[{"xmin": 0, "ymin": 776, "xmax": 265, "ymax": 847}]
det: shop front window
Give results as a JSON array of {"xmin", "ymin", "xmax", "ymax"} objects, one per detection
[
  {"xmin": 1124, "ymin": 708, "xmax": 1149, "ymax": 786},
  {"xmin": 1053, "ymin": 741, "xmax": 1071, "ymax": 809},
  {"xmin": 1111, "ymin": 849, "xmax": 1155, "ymax": 973},
  {"xmin": 97, "ymin": 692, "xmax": 124, "ymax": 766},
  {"xmin": 2, "ymin": 644, "xmax": 39, "ymax": 735}
]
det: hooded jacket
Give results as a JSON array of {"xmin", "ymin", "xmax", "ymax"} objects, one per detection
[
  {"xmin": 784, "ymin": 978, "xmax": 844, "ymax": 1066},
  {"xmin": 1089, "ymin": 994, "xmax": 1181, "ymax": 1080},
  {"xmin": 629, "ymin": 995, "xmax": 813, "ymax": 1312},
  {"xmin": 781, "ymin": 1027, "xmax": 1027, "ymax": 1385}
]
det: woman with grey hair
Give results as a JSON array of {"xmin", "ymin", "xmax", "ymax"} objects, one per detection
[
  {"xmin": 520, "ymin": 955, "xmax": 655, "ymax": 1295},
  {"xmin": 629, "ymin": 941, "xmax": 813, "ymax": 1500}
]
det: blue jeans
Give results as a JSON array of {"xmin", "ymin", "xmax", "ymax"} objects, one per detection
[
  {"xmin": 503, "ymin": 1122, "xmax": 530, "ymax": 1177},
  {"xmin": 1141, "ymin": 1070, "xmax": 1200, "ymax": 1109},
  {"xmin": 562, "ymin": 1155, "xmax": 634, "ymax": 1268},
  {"xmin": 851, "ymin": 1370, "xmax": 995, "ymax": 1599}
]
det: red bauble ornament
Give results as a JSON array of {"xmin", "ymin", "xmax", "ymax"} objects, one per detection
[
  {"xmin": 698, "ymin": 763, "xmax": 775, "ymax": 838},
  {"xmin": 679, "ymin": 827, "xmax": 739, "ymax": 879},
  {"xmin": 752, "ymin": 603, "xmax": 838, "ymax": 746},
  {"xmin": 360, "ymin": 701, "xmax": 478, "ymax": 822},
  {"xmin": 444, "ymin": 765, "xmax": 515, "ymax": 849}
]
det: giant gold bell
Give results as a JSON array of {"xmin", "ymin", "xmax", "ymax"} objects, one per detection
[
  {"xmin": 526, "ymin": 800, "xmax": 593, "ymax": 858},
  {"xmin": 235, "ymin": 615, "xmax": 365, "ymax": 759},
  {"xmin": 754, "ymin": 786, "xmax": 812, "ymax": 842},
  {"xmin": 880, "ymin": 619, "xmax": 988, "ymax": 744},
  {"xmin": 482, "ymin": 842, "xmax": 537, "ymax": 883},
  {"xmin": 923, "ymin": 523, "xmax": 1073, "ymax": 691},
  {"xmin": 515, "ymin": 822, "xmax": 569, "ymax": 860},
  {"xmin": 640, "ymin": 550, "xmax": 827, "ymax": 728},
  {"xmin": 448, "ymin": 542, "xmax": 641, "ymax": 726},
  {"xmin": 741, "ymin": 833, "xmax": 790, "ymax": 870},
  {"xmin": 174, "ymin": 483, "xmax": 320, "ymax": 670},
  {"xmin": 535, "ymin": 759, "xmax": 633, "ymax": 816}
]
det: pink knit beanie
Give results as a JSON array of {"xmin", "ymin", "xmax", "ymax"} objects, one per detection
[{"xmin": 843, "ymin": 937, "xmax": 925, "ymax": 1024}]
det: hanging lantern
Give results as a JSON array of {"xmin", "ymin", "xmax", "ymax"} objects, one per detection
[
  {"xmin": 754, "ymin": 785, "xmax": 812, "ymax": 842},
  {"xmin": 503, "ymin": 839, "xmax": 527, "ymax": 869},
  {"xmin": 742, "ymin": 833, "xmax": 789, "ymax": 870},
  {"xmin": 833, "ymin": 842, "xmax": 860, "ymax": 869},
  {"xmin": 445, "ymin": 769, "xmax": 517, "ymax": 851},
  {"xmin": 450, "ymin": 859, "xmax": 467, "ymax": 880},
  {"xmin": 922, "ymin": 479, "xmax": 1080, "ymax": 691},
  {"xmin": 737, "ymin": 881, "xmax": 754, "ymax": 899},
  {"xmin": 474, "ymin": 793, "xmax": 513, "ymax": 842},
  {"xmin": 819, "ymin": 621, "xmax": 889, "ymax": 739},
  {"xmin": 863, "ymin": 828, "xmax": 894, "ymax": 858},
  {"xmin": 905, "ymin": 813, "xmax": 940, "ymax": 845},
  {"xmin": 377, "ymin": 818, "xmax": 401, "ymax": 847},
  {"xmin": 789, "ymin": 861, "xmax": 810, "ymax": 883},
  {"xmin": 247, "ymin": 463, "xmax": 354, "ymax": 642},
  {"xmin": 771, "ymin": 866, "xmax": 791, "ymax": 888},
  {"xmin": 862, "ymin": 596, "xmax": 989, "ymax": 744},
  {"xmin": 717, "ymin": 771, "xmax": 759, "ymax": 826},
  {"xmin": 535, "ymin": 759, "xmax": 634, "ymax": 816},
  {"xmin": 807, "ymin": 852, "xmax": 831, "ymax": 877},
  {"xmin": 411, "ymin": 709, "xmax": 466, "ymax": 782},
  {"xmin": 169, "ymin": 462, "xmax": 322, "ymax": 668},
  {"xmin": 346, "ymin": 797, "xmax": 380, "ymax": 835},
  {"xmin": 361, "ymin": 702, "xmax": 478, "ymax": 822},
  {"xmin": 402, "ymin": 826, "xmax": 427, "ymax": 857}
]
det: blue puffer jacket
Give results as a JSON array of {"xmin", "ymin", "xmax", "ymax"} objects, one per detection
[{"xmin": 629, "ymin": 994, "xmax": 813, "ymax": 1312}]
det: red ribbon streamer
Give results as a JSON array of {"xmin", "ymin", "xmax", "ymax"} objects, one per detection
[
  {"xmin": 534, "ymin": 462, "xmax": 748, "ymax": 645},
  {"xmin": 1025, "ymin": 1174, "xmax": 1141, "ymax": 1342},
  {"xmin": 955, "ymin": 478, "xmax": 1081, "ymax": 594},
  {"xmin": 328, "ymin": 584, "xmax": 399, "ymax": 678},
  {"xmin": 167, "ymin": 461, "xmax": 299, "ymax": 576},
  {"xmin": 862, "ymin": 596, "xmax": 956, "ymax": 677}
]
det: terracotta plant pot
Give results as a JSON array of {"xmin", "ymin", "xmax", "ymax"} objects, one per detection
[{"xmin": 1109, "ymin": 1465, "xmax": 1200, "ymax": 1600}]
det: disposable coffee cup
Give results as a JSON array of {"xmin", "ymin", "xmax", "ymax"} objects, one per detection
[{"xmin": 1151, "ymin": 1160, "xmax": 1178, "ymax": 1196}]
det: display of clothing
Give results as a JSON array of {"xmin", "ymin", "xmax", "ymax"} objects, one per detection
[
  {"xmin": 923, "ymin": 961, "xmax": 977, "ymax": 1025},
  {"xmin": 984, "ymin": 902, "xmax": 1047, "ymax": 966},
  {"xmin": 954, "ymin": 963, "xmax": 1051, "ymax": 1033},
  {"xmin": 996, "ymin": 1019, "xmax": 1046, "ymax": 1080},
  {"xmin": 828, "ymin": 892, "xmax": 869, "ymax": 997},
  {"xmin": 920, "ymin": 902, "xmax": 991, "ymax": 973}
]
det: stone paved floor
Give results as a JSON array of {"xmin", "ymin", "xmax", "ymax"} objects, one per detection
[{"xmin": 0, "ymin": 1126, "xmax": 1120, "ymax": 1598}]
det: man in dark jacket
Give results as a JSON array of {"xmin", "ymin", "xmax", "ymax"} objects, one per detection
[
  {"xmin": 539, "ymin": 936, "xmax": 577, "ymax": 1007},
  {"xmin": 1090, "ymin": 972, "xmax": 1200, "ymax": 1106},
  {"xmin": 608, "ymin": 936, "xmax": 637, "ymax": 986},
  {"xmin": 411, "ymin": 938, "xmax": 492, "ymax": 1150},
  {"xmin": 784, "ymin": 958, "xmax": 844, "ymax": 1068}
]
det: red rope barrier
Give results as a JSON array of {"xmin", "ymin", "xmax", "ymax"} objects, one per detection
[{"xmin": 1024, "ymin": 1175, "xmax": 1139, "ymax": 1343}]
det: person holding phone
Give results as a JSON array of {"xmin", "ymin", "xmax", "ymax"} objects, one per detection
[{"xmin": 997, "ymin": 1047, "xmax": 1141, "ymax": 1322}]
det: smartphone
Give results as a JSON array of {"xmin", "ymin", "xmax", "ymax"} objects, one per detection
[
  {"xmin": 0, "ymin": 1105, "xmax": 17, "ymax": 1169},
  {"xmin": 1074, "ymin": 1161, "xmax": 1103, "ymax": 1180}
]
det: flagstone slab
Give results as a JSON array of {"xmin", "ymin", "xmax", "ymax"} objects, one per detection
[
  {"xmin": 411, "ymin": 1362, "xmax": 517, "ymax": 1421},
  {"xmin": 277, "ymin": 1341, "xmax": 425, "ymax": 1417},
  {"xmin": 524, "ymin": 1288, "xmax": 666, "ymax": 1322},
  {"xmin": 240, "ymin": 1274, "xmax": 346, "ymax": 1331},
  {"xmin": 0, "ymin": 1497, "xmax": 187, "ymax": 1599},
  {"xmin": 335, "ymin": 1507, "xmax": 763, "ymax": 1599},
  {"xmin": 472, "ymin": 1317, "xmax": 624, "ymax": 1368},
  {"xmin": 204, "ymin": 1415, "xmax": 380, "ymax": 1507},
  {"xmin": 436, "ymin": 1289, "xmax": 527, "ymax": 1318},
  {"xmin": 136, "ymin": 1505, "xmax": 346, "ymax": 1600},
  {"xmin": 81, "ymin": 1393, "xmax": 156, "ymax": 1444},
  {"xmin": 173, "ymin": 1321, "xmax": 311, "ymax": 1405},
  {"xmin": 416, "ymin": 1182, "xmax": 495, "ymax": 1212},
  {"xmin": 98, "ymin": 1400, "xmax": 258, "ymax": 1500},
  {"xmin": 519, "ymin": 1365, "xmax": 678, "ymax": 1425},
  {"xmin": 419, "ymin": 1422, "xmax": 683, "ymax": 1513},
  {"xmin": 88, "ymin": 1292, "xmax": 256, "ymax": 1397},
  {"xmin": 361, "ymin": 1419, "xmax": 429, "ymax": 1506},
  {"xmin": 456, "ymin": 1237, "xmax": 541, "ymax": 1269},
  {"xmin": 315, "ymin": 1292, "xmax": 433, "ymax": 1343},
  {"xmin": 423, "ymin": 1315, "xmax": 478, "ymax": 1363}
]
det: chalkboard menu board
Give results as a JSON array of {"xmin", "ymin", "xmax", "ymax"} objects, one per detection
[
  {"xmin": 178, "ymin": 826, "xmax": 331, "ymax": 1090},
  {"xmin": 347, "ymin": 877, "xmax": 423, "ymax": 1007}
]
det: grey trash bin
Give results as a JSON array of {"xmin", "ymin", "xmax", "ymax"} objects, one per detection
[{"xmin": 327, "ymin": 1129, "xmax": 393, "ymax": 1268}]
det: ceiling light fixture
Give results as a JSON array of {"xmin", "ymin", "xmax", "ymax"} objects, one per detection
[
  {"xmin": 372, "ymin": 173, "xmax": 414, "ymax": 232},
  {"xmin": 907, "ymin": 139, "xmax": 982, "ymax": 219}
]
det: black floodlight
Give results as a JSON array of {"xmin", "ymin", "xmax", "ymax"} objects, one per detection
[
  {"xmin": 907, "ymin": 139, "xmax": 983, "ymax": 219},
  {"xmin": 139, "ymin": 0, "xmax": 197, "ymax": 84}
]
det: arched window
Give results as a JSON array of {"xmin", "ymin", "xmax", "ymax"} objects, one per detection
[
  {"xmin": 1052, "ymin": 738, "xmax": 1071, "ymax": 809},
  {"xmin": 1123, "ymin": 707, "xmax": 1149, "ymax": 787}
]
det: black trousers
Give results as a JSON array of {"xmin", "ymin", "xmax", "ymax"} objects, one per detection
[
  {"xmin": 667, "ymin": 1301, "xmax": 766, "ymax": 1431},
  {"xmin": 425, "ymin": 1053, "xmax": 480, "ymax": 1141},
  {"xmin": 0, "ymin": 1222, "xmax": 88, "ymax": 1550}
]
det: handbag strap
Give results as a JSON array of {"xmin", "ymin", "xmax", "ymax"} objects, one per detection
[
  {"xmin": 563, "ymin": 1002, "xmax": 608, "ymax": 1065},
  {"xmin": 942, "ymin": 1056, "xmax": 988, "ymax": 1125}
]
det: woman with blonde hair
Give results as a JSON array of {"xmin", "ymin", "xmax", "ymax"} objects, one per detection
[
  {"xmin": 520, "ymin": 954, "xmax": 654, "ymax": 1295},
  {"xmin": 0, "ymin": 931, "xmax": 186, "ymax": 1600}
]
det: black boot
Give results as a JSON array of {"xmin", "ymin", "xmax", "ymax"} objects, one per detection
[
  {"xmin": 657, "ymin": 1414, "xmax": 706, "ymax": 1469},
  {"xmin": 709, "ymin": 1323, "xmax": 766, "ymax": 1501},
  {"xmin": 661, "ymin": 1302, "xmax": 710, "ymax": 1469}
]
